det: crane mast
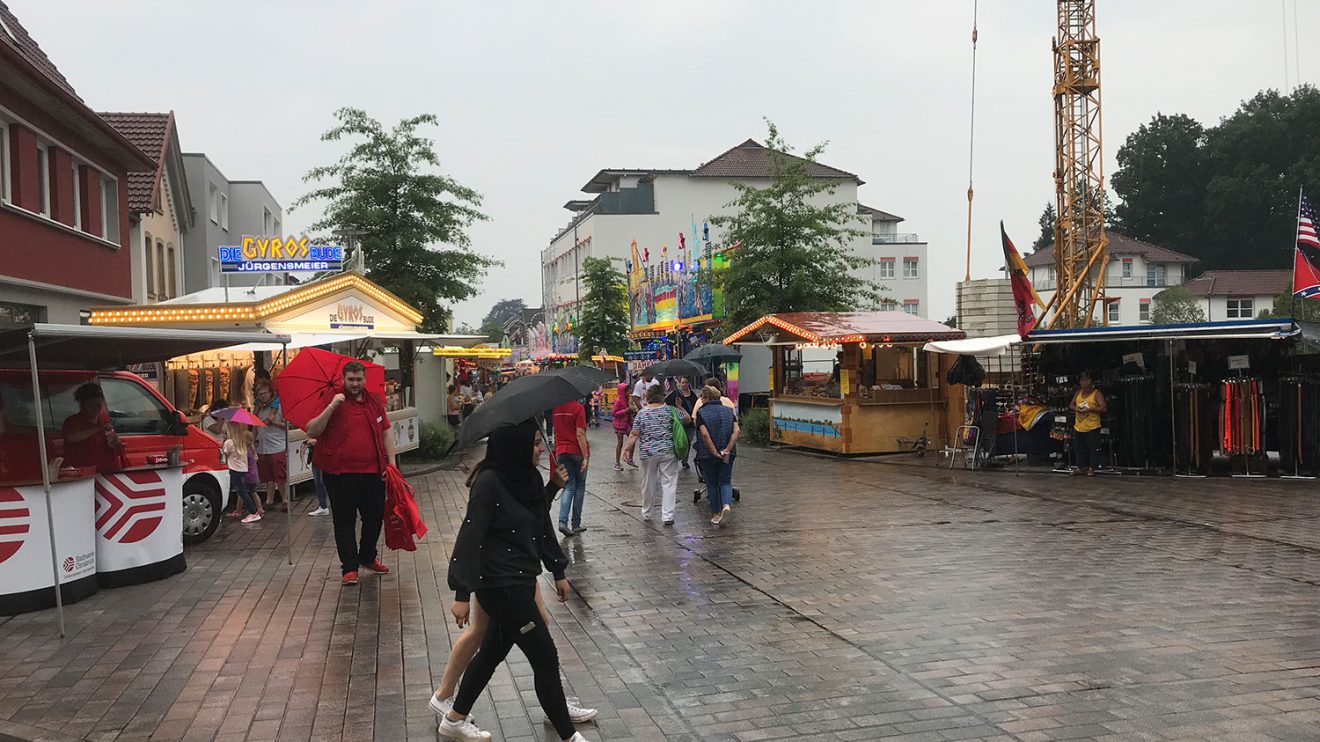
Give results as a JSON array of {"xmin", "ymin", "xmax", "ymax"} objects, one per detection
[{"xmin": 1048, "ymin": 0, "xmax": 1108, "ymax": 328}]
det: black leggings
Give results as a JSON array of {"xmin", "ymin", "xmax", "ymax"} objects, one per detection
[{"xmin": 453, "ymin": 584, "xmax": 574, "ymax": 739}]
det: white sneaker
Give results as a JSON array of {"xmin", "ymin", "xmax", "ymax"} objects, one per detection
[
  {"xmin": 308, "ymin": 506, "xmax": 330, "ymax": 516},
  {"xmin": 566, "ymin": 732, "xmax": 592, "ymax": 741},
  {"xmin": 429, "ymin": 694, "xmax": 475, "ymax": 724},
  {"xmin": 438, "ymin": 715, "xmax": 491, "ymax": 740},
  {"xmin": 241, "ymin": 513, "xmax": 261, "ymax": 523},
  {"xmin": 565, "ymin": 697, "xmax": 598, "ymax": 723}
]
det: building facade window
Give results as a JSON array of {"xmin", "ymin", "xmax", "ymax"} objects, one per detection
[
  {"xmin": 1108, "ymin": 299, "xmax": 1120, "ymax": 325},
  {"xmin": 208, "ymin": 182, "xmax": 219, "ymax": 223},
  {"xmin": 144, "ymin": 232, "xmax": 155, "ymax": 299},
  {"xmin": 1226, "ymin": 298, "xmax": 1254, "ymax": 318},
  {"xmin": 165, "ymin": 244, "xmax": 176, "ymax": 299},
  {"xmin": 263, "ymin": 206, "xmax": 273, "ymax": 235},
  {"xmin": 878, "ymin": 258, "xmax": 895, "ymax": 279},
  {"xmin": 35, "ymin": 142, "xmax": 49, "ymax": 216},
  {"xmin": 0, "ymin": 301, "xmax": 43, "ymax": 328},
  {"xmin": 903, "ymin": 257, "xmax": 919, "ymax": 279},
  {"xmin": 219, "ymin": 193, "xmax": 229, "ymax": 230},
  {"xmin": 0, "ymin": 122, "xmax": 9, "ymax": 203},
  {"xmin": 1147, "ymin": 264, "xmax": 1166, "ymax": 287},
  {"xmin": 902, "ymin": 300, "xmax": 920, "ymax": 315},
  {"xmin": 1139, "ymin": 299, "xmax": 1151, "ymax": 323},
  {"xmin": 1121, "ymin": 258, "xmax": 1133, "ymax": 279},
  {"xmin": 100, "ymin": 175, "xmax": 119, "ymax": 244},
  {"xmin": 70, "ymin": 158, "xmax": 80, "ymax": 229},
  {"xmin": 155, "ymin": 239, "xmax": 166, "ymax": 299}
]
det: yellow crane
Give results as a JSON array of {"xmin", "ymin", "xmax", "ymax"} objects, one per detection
[{"xmin": 1043, "ymin": 0, "xmax": 1109, "ymax": 328}]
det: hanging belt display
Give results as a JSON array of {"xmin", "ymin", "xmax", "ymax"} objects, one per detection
[
  {"xmin": 1117, "ymin": 374, "xmax": 1156, "ymax": 469},
  {"xmin": 1278, "ymin": 376, "xmax": 1320, "ymax": 478},
  {"xmin": 1174, "ymin": 382, "xmax": 1215, "ymax": 476},
  {"xmin": 1220, "ymin": 378, "xmax": 1266, "ymax": 478}
]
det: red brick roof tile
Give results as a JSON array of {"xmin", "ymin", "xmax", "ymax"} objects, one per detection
[
  {"xmin": 1181, "ymin": 270, "xmax": 1291, "ymax": 298},
  {"xmin": 1024, "ymin": 233, "xmax": 1200, "ymax": 268},
  {"xmin": 98, "ymin": 112, "xmax": 171, "ymax": 213},
  {"xmin": 691, "ymin": 139, "xmax": 861, "ymax": 183},
  {"xmin": 0, "ymin": 1, "xmax": 80, "ymax": 100}
]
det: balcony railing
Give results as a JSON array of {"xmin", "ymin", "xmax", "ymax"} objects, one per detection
[
  {"xmin": 1035, "ymin": 275, "xmax": 1170, "ymax": 291},
  {"xmin": 872, "ymin": 233, "xmax": 921, "ymax": 244}
]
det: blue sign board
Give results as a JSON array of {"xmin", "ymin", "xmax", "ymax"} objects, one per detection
[{"xmin": 218, "ymin": 236, "xmax": 344, "ymax": 273}]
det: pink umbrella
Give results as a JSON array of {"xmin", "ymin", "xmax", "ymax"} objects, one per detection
[{"xmin": 210, "ymin": 407, "xmax": 266, "ymax": 427}]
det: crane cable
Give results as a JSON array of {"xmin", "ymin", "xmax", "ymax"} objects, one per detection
[{"xmin": 964, "ymin": 0, "xmax": 979, "ymax": 283}]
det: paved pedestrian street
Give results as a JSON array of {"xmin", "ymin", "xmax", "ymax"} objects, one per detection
[{"xmin": 6, "ymin": 428, "xmax": 1320, "ymax": 742}]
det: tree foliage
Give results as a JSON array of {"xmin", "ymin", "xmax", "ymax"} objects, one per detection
[
  {"xmin": 479, "ymin": 298, "xmax": 526, "ymax": 342},
  {"xmin": 293, "ymin": 107, "xmax": 497, "ymax": 332},
  {"xmin": 1112, "ymin": 87, "xmax": 1320, "ymax": 270},
  {"xmin": 576, "ymin": 256, "xmax": 630, "ymax": 363},
  {"xmin": 711, "ymin": 121, "xmax": 881, "ymax": 331},
  {"xmin": 1032, "ymin": 203, "xmax": 1056, "ymax": 253},
  {"xmin": 1150, "ymin": 285, "xmax": 1206, "ymax": 325},
  {"xmin": 1258, "ymin": 290, "xmax": 1320, "ymax": 322}
]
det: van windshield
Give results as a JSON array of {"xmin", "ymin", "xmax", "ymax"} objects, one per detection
[{"xmin": 0, "ymin": 377, "xmax": 83, "ymax": 432}]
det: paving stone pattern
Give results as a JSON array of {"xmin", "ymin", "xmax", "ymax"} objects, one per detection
[{"xmin": 4, "ymin": 428, "xmax": 1320, "ymax": 740}]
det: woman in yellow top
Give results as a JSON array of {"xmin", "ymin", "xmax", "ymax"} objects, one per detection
[{"xmin": 1070, "ymin": 372, "xmax": 1107, "ymax": 476}]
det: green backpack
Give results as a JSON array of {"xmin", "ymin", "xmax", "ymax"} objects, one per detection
[{"xmin": 670, "ymin": 406, "xmax": 690, "ymax": 461}]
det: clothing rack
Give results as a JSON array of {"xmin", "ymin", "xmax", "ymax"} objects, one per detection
[
  {"xmin": 1117, "ymin": 374, "xmax": 1157, "ymax": 470},
  {"xmin": 1173, "ymin": 382, "xmax": 1215, "ymax": 476},
  {"xmin": 1221, "ymin": 377, "xmax": 1265, "ymax": 478},
  {"xmin": 1278, "ymin": 376, "xmax": 1319, "ymax": 479}
]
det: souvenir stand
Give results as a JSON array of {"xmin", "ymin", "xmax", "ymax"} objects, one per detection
[
  {"xmin": 88, "ymin": 272, "xmax": 479, "ymax": 486},
  {"xmin": 0, "ymin": 324, "xmax": 287, "ymax": 632},
  {"xmin": 724, "ymin": 312, "xmax": 966, "ymax": 455}
]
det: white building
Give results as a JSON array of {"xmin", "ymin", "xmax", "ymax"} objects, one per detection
[
  {"xmin": 1024, "ymin": 233, "xmax": 1198, "ymax": 326},
  {"xmin": 1179, "ymin": 269, "xmax": 1291, "ymax": 321},
  {"xmin": 541, "ymin": 139, "xmax": 929, "ymax": 332}
]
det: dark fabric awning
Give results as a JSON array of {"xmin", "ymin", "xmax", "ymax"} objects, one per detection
[{"xmin": 0, "ymin": 324, "xmax": 291, "ymax": 369}]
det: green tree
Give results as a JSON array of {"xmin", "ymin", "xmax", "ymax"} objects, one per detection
[
  {"xmin": 294, "ymin": 107, "xmax": 497, "ymax": 332},
  {"xmin": 1111, "ymin": 88, "xmax": 1320, "ymax": 271},
  {"xmin": 479, "ymin": 298, "xmax": 526, "ymax": 342},
  {"xmin": 1150, "ymin": 285, "xmax": 1206, "ymax": 324},
  {"xmin": 1032, "ymin": 203, "xmax": 1056, "ymax": 252},
  {"xmin": 711, "ymin": 121, "xmax": 881, "ymax": 331},
  {"xmin": 1258, "ymin": 290, "xmax": 1320, "ymax": 322},
  {"xmin": 576, "ymin": 256, "xmax": 630, "ymax": 363}
]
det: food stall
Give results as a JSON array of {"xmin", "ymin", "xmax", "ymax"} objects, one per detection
[
  {"xmin": 724, "ymin": 312, "xmax": 966, "ymax": 455},
  {"xmin": 88, "ymin": 271, "xmax": 485, "ymax": 485},
  {"xmin": 0, "ymin": 323, "xmax": 287, "ymax": 630}
]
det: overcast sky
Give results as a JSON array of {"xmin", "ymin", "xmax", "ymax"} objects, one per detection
[{"xmin": 17, "ymin": 1, "xmax": 1315, "ymax": 325}]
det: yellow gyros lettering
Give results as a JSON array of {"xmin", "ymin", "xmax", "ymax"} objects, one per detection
[{"xmin": 238, "ymin": 236, "xmax": 313, "ymax": 261}]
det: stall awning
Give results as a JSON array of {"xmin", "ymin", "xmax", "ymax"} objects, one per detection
[
  {"xmin": 725, "ymin": 311, "xmax": 965, "ymax": 345},
  {"xmin": 923, "ymin": 334, "xmax": 1020, "ymax": 356},
  {"xmin": 0, "ymin": 324, "xmax": 292, "ymax": 368},
  {"xmin": 224, "ymin": 332, "xmax": 369, "ymax": 352},
  {"xmin": 1025, "ymin": 318, "xmax": 1297, "ymax": 344}
]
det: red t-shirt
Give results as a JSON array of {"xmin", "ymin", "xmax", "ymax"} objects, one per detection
[
  {"xmin": 62, "ymin": 412, "xmax": 118, "ymax": 473},
  {"xmin": 552, "ymin": 401, "xmax": 587, "ymax": 457},
  {"xmin": 312, "ymin": 394, "xmax": 391, "ymax": 474}
]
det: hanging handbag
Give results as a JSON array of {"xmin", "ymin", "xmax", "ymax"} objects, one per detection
[{"xmin": 670, "ymin": 407, "xmax": 690, "ymax": 461}]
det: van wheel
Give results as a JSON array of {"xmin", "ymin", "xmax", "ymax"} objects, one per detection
[{"xmin": 182, "ymin": 478, "xmax": 221, "ymax": 545}]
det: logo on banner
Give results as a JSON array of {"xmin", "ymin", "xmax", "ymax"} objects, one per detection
[
  {"xmin": 95, "ymin": 472, "xmax": 167, "ymax": 544},
  {"xmin": 329, "ymin": 300, "xmax": 375, "ymax": 329},
  {"xmin": 218, "ymin": 235, "xmax": 344, "ymax": 274},
  {"xmin": 62, "ymin": 556, "xmax": 75, "ymax": 572},
  {"xmin": 0, "ymin": 488, "xmax": 30, "ymax": 565}
]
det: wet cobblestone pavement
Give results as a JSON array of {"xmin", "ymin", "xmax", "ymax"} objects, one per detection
[{"xmin": 5, "ymin": 427, "xmax": 1320, "ymax": 741}]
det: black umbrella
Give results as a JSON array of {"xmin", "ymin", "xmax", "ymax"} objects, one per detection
[
  {"xmin": 643, "ymin": 358, "xmax": 707, "ymax": 378},
  {"xmin": 545, "ymin": 364, "xmax": 615, "ymax": 394},
  {"xmin": 455, "ymin": 373, "xmax": 583, "ymax": 449},
  {"xmin": 686, "ymin": 344, "xmax": 742, "ymax": 363}
]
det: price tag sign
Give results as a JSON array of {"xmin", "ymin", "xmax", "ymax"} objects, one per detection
[
  {"xmin": 1228, "ymin": 355, "xmax": 1250, "ymax": 370},
  {"xmin": 1122, "ymin": 352, "xmax": 1145, "ymax": 369},
  {"xmin": 1187, "ymin": 360, "xmax": 1197, "ymax": 375}
]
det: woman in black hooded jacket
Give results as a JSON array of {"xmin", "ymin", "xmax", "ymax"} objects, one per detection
[{"xmin": 439, "ymin": 419, "xmax": 591, "ymax": 742}]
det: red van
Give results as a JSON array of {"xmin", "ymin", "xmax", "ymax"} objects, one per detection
[{"xmin": 0, "ymin": 369, "xmax": 229, "ymax": 544}]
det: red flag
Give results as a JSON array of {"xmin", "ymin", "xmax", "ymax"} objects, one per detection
[
  {"xmin": 1294, "ymin": 194, "xmax": 1320, "ymax": 299},
  {"xmin": 1001, "ymin": 222, "xmax": 1039, "ymax": 338}
]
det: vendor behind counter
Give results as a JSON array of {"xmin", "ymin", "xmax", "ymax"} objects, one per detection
[{"xmin": 61, "ymin": 383, "xmax": 123, "ymax": 473}]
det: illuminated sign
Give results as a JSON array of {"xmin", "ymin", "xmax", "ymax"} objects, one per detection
[
  {"xmin": 329, "ymin": 300, "xmax": 375, "ymax": 329},
  {"xmin": 432, "ymin": 346, "xmax": 513, "ymax": 359},
  {"xmin": 219, "ymin": 236, "xmax": 344, "ymax": 273}
]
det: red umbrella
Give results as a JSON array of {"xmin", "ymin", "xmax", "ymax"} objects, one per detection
[{"xmin": 277, "ymin": 347, "xmax": 386, "ymax": 430}]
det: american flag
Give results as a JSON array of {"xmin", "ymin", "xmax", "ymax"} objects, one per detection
[{"xmin": 1300, "ymin": 195, "xmax": 1320, "ymax": 249}]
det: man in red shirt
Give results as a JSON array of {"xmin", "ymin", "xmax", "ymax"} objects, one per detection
[
  {"xmin": 307, "ymin": 361, "xmax": 397, "ymax": 586},
  {"xmin": 62, "ymin": 383, "xmax": 120, "ymax": 473},
  {"xmin": 552, "ymin": 398, "xmax": 590, "ymax": 537}
]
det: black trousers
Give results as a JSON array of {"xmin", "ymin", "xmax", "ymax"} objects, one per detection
[
  {"xmin": 1074, "ymin": 429, "xmax": 1102, "ymax": 471},
  {"xmin": 453, "ymin": 584, "xmax": 574, "ymax": 739},
  {"xmin": 323, "ymin": 472, "xmax": 385, "ymax": 574}
]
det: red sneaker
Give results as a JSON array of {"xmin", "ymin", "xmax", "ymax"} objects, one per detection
[
  {"xmin": 362, "ymin": 559, "xmax": 390, "ymax": 574},
  {"xmin": 342, "ymin": 571, "xmax": 359, "ymax": 586}
]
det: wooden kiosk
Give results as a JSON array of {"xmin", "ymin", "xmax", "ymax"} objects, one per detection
[{"xmin": 725, "ymin": 312, "xmax": 965, "ymax": 455}]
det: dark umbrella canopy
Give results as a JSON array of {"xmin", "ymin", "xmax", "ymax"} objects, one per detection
[
  {"xmin": 544, "ymin": 365, "xmax": 615, "ymax": 394},
  {"xmin": 455, "ymin": 373, "xmax": 585, "ymax": 449},
  {"xmin": 686, "ymin": 344, "xmax": 742, "ymax": 363},
  {"xmin": 642, "ymin": 358, "xmax": 707, "ymax": 378}
]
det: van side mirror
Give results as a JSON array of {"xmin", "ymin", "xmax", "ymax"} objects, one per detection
[{"xmin": 167, "ymin": 410, "xmax": 189, "ymax": 436}]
